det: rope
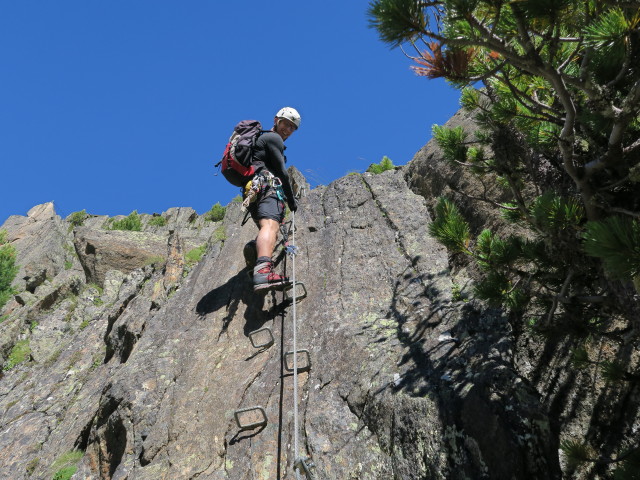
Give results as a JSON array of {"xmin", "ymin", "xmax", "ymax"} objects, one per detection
[
  {"xmin": 290, "ymin": 210, "xmax": 301, "ymax": 480},
  {"xmin": 286, "ymin": 210, "xmax": 313, "ymax": 479}
]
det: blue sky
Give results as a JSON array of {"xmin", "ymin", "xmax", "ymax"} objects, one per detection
[{"xmin": 1, "ymin": 1, "xmax": 460, "ymax": 224}]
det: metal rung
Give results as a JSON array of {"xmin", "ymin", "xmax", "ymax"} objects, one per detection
[
  {"xmin": 284, "ymin": 349, "xmax": 311, "ymax": 373},
  {"xmin": 294, "ymin": 457, "xmax": 316, "ymax": 479},
  {"xmin": 249, "ymin": 327, "xmax": 274, "ymax": 349},
  {"xmin": 234, "ymin": 406, "xmax": 268, "ymax": 430},
  {"xmin": 284, "ymin": 282, "xmax": 307, "ymax": 303}
]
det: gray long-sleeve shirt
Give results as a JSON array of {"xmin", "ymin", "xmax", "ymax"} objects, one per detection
[{"xmin": 252, "ymin": 131, "xmax": 295, "ymax": 203}]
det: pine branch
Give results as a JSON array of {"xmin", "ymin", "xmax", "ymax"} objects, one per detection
[
  {"xmin": 463, "ymin": 14, "xmax": 548, "ymax": 76},
  {"xmin": 546, "ymin": 268, "xmax": 574, "ymax": 325},
  {"xmin": 624, "ymin": 138, "xmax": 640, "ymax": 155},
  {"xmin": 509, "ymin": 4, "xmax": 545, "ymax": 65},
  {"xmin": 456, "ymin": 59, "xmax": 508, "ymax": 85},
  {"xmin": 448, "ymin": 186, "xmax": 521, "ymax": 212},
  {"xmin": 558, "ymin": 40, "xmax": 584, "ymax": 73},
  {"xmin": 556, "ymin": 295, "xmax": 607, "ymax": 304},
  {"xmin": 606, "ymin": 56, "xmax": 634, "ymax": 89},
  {"xmin": 608, "ymin": 208, "xmax": 640, "ymax": 220},
  {"xmin": 495, "ymin": 73, "xmax": 564, "ymax": 123},
  {"xmin": 597, "ymin": 175, "xmax": 631, "ymax": 192},
  {"xmin": 603, "ymin": 445, "xmax": 640, "ymax": 464}
]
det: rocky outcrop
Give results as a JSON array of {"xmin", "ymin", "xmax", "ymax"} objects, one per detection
[
  {"xmin": 1, "ymin": 202, "xmax": 81, "ymax": 292},
  {"xmin": 74, "ymin": 228, "xmax": 168, "ymax": 286},
  {"xmin": 0, "ymin": 169, "xmax": 563, "ymax": 479},
  {"xmin": 403, "ymin": 109, "xmax": 512, "ymax": 233}
]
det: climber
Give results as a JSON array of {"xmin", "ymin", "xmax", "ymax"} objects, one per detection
[{"xmin": 243, "ymin": 107, "xmax": 300, "ymax": 292}]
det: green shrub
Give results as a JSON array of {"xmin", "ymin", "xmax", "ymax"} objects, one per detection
[
  {"xmin": 0, "ymin": 290, "xmax": 13, "ymax": 311},
  {"xmin": 144, "ymin": 255, "xmax": 166, "ymax": 266},
  {"xmin": 213, "ymin": 226, "xmax": 226, "ymax": 243},
  {"xmin": 204, "ymin": 203, "xmax": 226, "ymax": 222},
  {"xmin": 0, "ymin": 231, "xmax": 18, "ymax": 311},
  {"xmin": 26, "ymin": 457, "xmax": 39, "ymax": 475},
  {"xmin": 366, "ymin": 156, "xmax": 395, "ymax": 174},
  {"xmin": 84, "ymin": 284, "xmax": 104, "ymax": 297},
  {"xmin": 109, "ymin": 211, "xmax": 142, "ymax": 231},
  {"xmin": 4, "ymin": 339, "xmax": 31, "ymax": 370},
  {"xmin": 583, "ymin": 216, "xmax": 640, "ymax": 281},
  {"xmin": 185, "ymin": 244, "xmax": 207, "ymax": 266},
  {"xmin": 148, "ymin": 215, "xmax": 167, "ymax": 227},
  {"xmin": 52, "ymin": 466, "xmax": 77, "ymax": 480},
  {"xmin": 51, "ymin": 450, "xmax": 83, "ymax": 480},
  {"xmin": 67, "ymin": 210, "xmax": 88, "ymax": 228},
  {"xmin": 428, "ymin": 198, "xmax": 471, "ymax": 254}
]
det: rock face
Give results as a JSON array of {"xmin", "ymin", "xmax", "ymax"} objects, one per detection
[
  {"xmin": 1, "ymin": 202, "xmax": 80, "ymax": 293},
  {"xmin": 0, "ymin": 136, "xmax": 636, "ymax": 479},
  {"xmin": 74, "ymin": 228, "xmax": 168, "ymax": 286},
  {"xmin": 404, "ymin": 109, "xmax": 513, "ymax": 233},
  {"xmin": 0, "ymin": 168, "xmax": 563, "ymax": 480}
]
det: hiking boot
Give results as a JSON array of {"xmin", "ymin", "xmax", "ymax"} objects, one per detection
[
  {"xmin": 243, "ymin": 240, "xmax": 257, "ymax": 269},
  {"xmin": 253, "ymin": 259, "xmax": 291, "ymax": 292}
]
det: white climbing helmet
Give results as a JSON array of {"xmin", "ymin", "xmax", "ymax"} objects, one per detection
[{"xmin": 276, "ymin": 107, "xmax": 301, "ymax": 129}]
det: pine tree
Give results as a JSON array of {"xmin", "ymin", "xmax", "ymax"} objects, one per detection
[
  {"xmin": 368, "ymin": 1, "xmax": 640, "ymax": 474},
  {"xmin": 368, "ymin": 0, "xmax": 640, "ymax": 220},
  {"xmin": 368, "ymin": 0, "xmax": 640, "ymax": 306}
]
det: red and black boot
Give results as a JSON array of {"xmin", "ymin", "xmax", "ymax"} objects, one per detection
[{"xmin": 253, "ymin": 257, "xmax": 291, "ymax": 292}]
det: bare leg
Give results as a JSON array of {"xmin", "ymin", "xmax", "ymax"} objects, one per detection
[
  {"xmin": 256, "ymin": 218, "xmax": 280, "ymax": 259},
  {"xmin": 253, "ymin": 218, "xmax": 289, "ymax": 291}
]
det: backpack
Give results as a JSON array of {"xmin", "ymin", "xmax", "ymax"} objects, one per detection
[{"xmin": 215, "ymin": 120, "xmax": 263, "ymax": 187}]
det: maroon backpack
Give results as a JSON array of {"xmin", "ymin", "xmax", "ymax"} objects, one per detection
[{"xmin": 215, "ymin": 120, "xmax": 263, "ymax": 187}]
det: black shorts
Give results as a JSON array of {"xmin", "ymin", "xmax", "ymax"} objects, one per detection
[{"xmin": 249, "ymin": 188, "xmax": 285, "ymax": 225}]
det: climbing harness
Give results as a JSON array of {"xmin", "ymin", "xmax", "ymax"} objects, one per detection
[
  {"xmin": 241, "ymin": 171, "xmax": 285, "ymax": 211},
  {"xmin": 240, "ymin": 171, "xmax": 288, "ymax": 227}
]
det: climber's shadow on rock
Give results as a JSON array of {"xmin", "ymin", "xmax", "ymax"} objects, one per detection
[{"xmin": 195, "ymin": 268, "xmax": 287, "ymax": 338}]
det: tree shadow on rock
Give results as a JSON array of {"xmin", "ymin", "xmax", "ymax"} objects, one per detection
[{"xmin": 359, "ymin": 261, "xmax": 563, "ymax": 479}]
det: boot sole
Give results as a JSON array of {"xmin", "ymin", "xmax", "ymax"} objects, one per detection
[{"xmin": 253, "ymin": 281, "xmax": 292, "ymax": 292}]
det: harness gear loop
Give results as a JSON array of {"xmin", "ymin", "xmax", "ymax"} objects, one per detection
[{"xmin": 241, "ymin": 170, "xmax": 286, "ymax": 211}]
